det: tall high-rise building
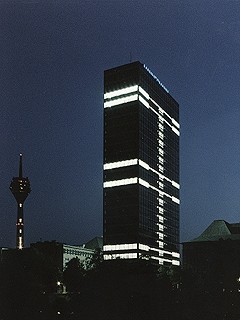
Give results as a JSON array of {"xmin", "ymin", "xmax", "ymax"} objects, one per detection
[
  {"xmin": 103, "ymin": 62, "xmax": 180, "ymax": 265},
  {"xmin": 10, "ymin": 154, "xmax": 31, "ymax": 249}
]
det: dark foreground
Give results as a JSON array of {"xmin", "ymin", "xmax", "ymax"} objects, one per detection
[{"xmin": 1, "ymin": 251, "xmax": 240, "ymax": 320}]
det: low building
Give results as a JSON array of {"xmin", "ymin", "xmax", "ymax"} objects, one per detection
[
  {"xmin": 183, "ymin": 220, "xmax": 240, "ymax": 292},
  {"xmin": 31, "ymin": 236, "xmax": 103, "ymax": 271}
]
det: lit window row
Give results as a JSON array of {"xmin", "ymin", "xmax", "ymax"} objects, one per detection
[
  {"xmin": 172, "ymin": 252, "xmax": 180, "ymax": 258},
  {"xmin": 139, "ymin": 86, "xmax": 150, "ymax": 99},
  {"xmin": 139, "ymin": 159, "xmax": 149, "ymax": 170},
  {"xmin": 151, "ymin": 256, "xmax": 180, "ymax": 266},
  {"xmin": 103, "ymin": 244, "xmax": 180, "ymax": 265},
  {"xmin": 139, "ymin": 244, "xmax": 150, "ymax": 251},
  {"xmin": 138, "ymin": 159, "xmax": 180, "ymax": 190},
  {"xmin": 104, "ymin": 159, "xmax": 138, "ymax": 170},
  {"xmin": 104, "ymin": 93, "xmax": 138, "ymax": 108},
  {"xmin": 172, "ymin": 196, "xmax": 180, "ymax": 204},
  {"xmin": 139, "ymin": 244, "xmax": 180, "ymax": 264},
  {"xmin": 103, "ymin": 243, "xmax": 138, "ymax": 251},
  {"xmin": 104, "ymin": 177, "xmax": 138, "ymax": 188},
  {"xmin": 150, "ymin": 96, "xmax": 179, "ymax": 129},
  {"xmin": 139, "ymin": 178, "xmax": 149, "ymax": 188},
  {"xmin": 104, "ymin": 84, "xmax": 179, "ymax": 133},
  {"xmin": 138, "ymin": 91, "xmax": 180, "ymax": 135},
  {"xmin": 172, "ymin": 118, "xmax": 180, "ymax": 129},
  {"xmin": 172, "ymin": 181, "xmax": 180, "ymax": 189},
  {"xmin": 103, "ymin": 158, "xmax": 180, "ymax": 191},
  {"xmin": 104, "ymin": 85, "xmax": 138, "ymax": 99},
  {"xmin": 139, "ymin": 95, "xmax": 150, "ymax": 108},
  {"xmin": 104, "ymin": 253, "xmax": 138, "ymax": 260},
  {"xmin": 139, "ymin": 178, "xmax": 180, "ymax": 205}
]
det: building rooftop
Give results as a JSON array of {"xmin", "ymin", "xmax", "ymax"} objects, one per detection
[
  {"xmin": 190, "ymin": 220, "xmax": 240, "ymax": 242},
  {"xmin": 84, "ymin": 236, "xmax": 103, "ymax": 250}
]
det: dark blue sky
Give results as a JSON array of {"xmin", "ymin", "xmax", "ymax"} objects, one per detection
[{"xmin": 1, "ymin": 0, "xmax": 240, "ymax": 247}]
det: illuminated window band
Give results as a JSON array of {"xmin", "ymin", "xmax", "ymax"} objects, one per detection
[
  {"xmin": 141, "ymin": 95, "xmax": 180, "ymax": 136},
  {"xmin": 104, "ymin": 243, "xmax": 138, "ymax": 251},
  {"xmin": 104, "ymin": 85, "xmax": 138, "ymax": 99},
  {"xmin": 104, "ymin": 85, "xmax": 180, "ymax": 136},
  {"xmin": 103, "ymin": 177, "xmax": 138, "ymax": 188},
  {"xmin": 138, "ymin": 178, "xmax": 180, "ymax": 204},
  {"xmin": 104, "ymin": 176, "xmax": 180, "ymax": 204},
  {"xmin": 103, "ymin": 243, "xmax": 180, "ymax": 265},
  {"xmin": 103, "ymin": 254, "xmax": 180, "ymax": 265},
  {"xmin": 103, "ymin": 243, "xmax": 180, "ymax": 258},
  {"xmin": 104, "ymin": 253, "xmax": 138, "ymax": 260},
  {"xmin": 104, "ymin": 158, "xmax": 180, "ymax": 190},
  {"xmin": 104, "ymin": 93, "xmax": 138, "ymax": 108},
  {"xmin": 104, "ymin": 159, "xmax": 138, "ymax": 170},
  {"xmin": 150, "ymin": 97, "xmax": 180, "ymax": 129}
]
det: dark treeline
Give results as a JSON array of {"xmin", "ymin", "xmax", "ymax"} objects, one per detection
[{"xmin": 1, "ymin": 249, "xmax": 240, "ymax": 320}]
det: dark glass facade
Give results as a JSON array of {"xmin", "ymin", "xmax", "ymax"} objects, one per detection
[{"xmin": 103, "ymin": 62, "xmax": 180, "ymax": 265}]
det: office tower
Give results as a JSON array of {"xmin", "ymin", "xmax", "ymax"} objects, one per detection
[
  {"xmin": 10, "ymin": 154, "xmax": 31, "ymax": 249},
  {"xmin": 103, "ymin": 62, "xmax": 180, "ymax": 265}
]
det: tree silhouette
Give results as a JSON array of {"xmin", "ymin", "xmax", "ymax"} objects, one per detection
[{"xmin": 63, "ymin": 257, "xmax": 85, "ymax": 293}]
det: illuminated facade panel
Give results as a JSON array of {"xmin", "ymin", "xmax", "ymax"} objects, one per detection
[{"xmin": 103, "ymin": 61, "xmax": 180, "ymax": 265}]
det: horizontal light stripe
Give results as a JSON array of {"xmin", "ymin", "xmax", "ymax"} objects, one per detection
[
  {"xmin": 172, "ymin": 181, "xmax": 180, "ymax": 189},
  {"xmin": 139, "ymin": 244, "xmax": 150, "ymax": 251},
  {"xmin": 103, "ymin": 243, "xmax": 138, "ymax": 251},
  {"xmin": 104, "ymin": 242, "xmax": 180, "ymax": 265},
  {"xmin": 172, "ymin": 196, "xmax": 180, "ymax": 204},
  {"xmin": 104, "ymin": 253, "xmax": 138, "ymax": 260},
  {"xmin": 104, "ymin": 85, "xmax": 180, "ymax": 136},
  {"xmin": 139, "ymin": 178, "xmax": 180, "ymax": 204},
  {"xmin": 172, "ymin": 126, "xmax": 180, "ymax": 136},
  {"xmin": 104, "ymin": 177, "xmax": 138, "ymax": 188},
  {"xmin": 139, "ymin": 178, "xmax": 150, "ymax": 188},
  {"xmin": 139, "ymin": 159, "xmax": 149, "ymax": 170},
  {"xmin": 104, "ymin": 176, "xmax": 180, "ymax": 204},
  {"xmin": 139, "ymin": 86, "xmax": 149, "ymax": 99},
  {"xmin": 150, "ymin": 97, "xmax": 180, "ymax": 129},
  {"xmin": 138, "ymin": 160, "xmax": 180, "ymax": 190},
  {"xmin": 104, "ymin": 85, "xmax": 138, "ymax": 99},
  {"xmin": 104, "ymin": 85, "xmax": 179, "ymax": 130},
  {"xmin": 139, "ymin": 95, "xmax": 150, "ymax": 108},
  {"xmin": 104, "ymin": 159, "xmax": 179, "ymax": 191},
  {"xmin": 172, "ymin": 252, "xmax": 180, "ymax": 258},
  {"xmin": 104, "ymin": 159, "xmax": 138, "ymax": 170},
  {"xmin": 172, "ymin": 118, "xmax": 180, "ymax": 129},
  {"xmin": 104, "ymin": 93, "xmax": 138, "ymax": 108}
]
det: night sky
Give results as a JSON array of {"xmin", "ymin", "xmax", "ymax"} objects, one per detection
[{"xmin": 1, "ymin": 0, "xmax": 240, "ymax": 248}]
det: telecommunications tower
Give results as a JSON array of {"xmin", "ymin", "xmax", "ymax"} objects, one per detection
[{"xmin": 10, "ymin": 154, "xmax": 31, "ymax": 249}]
